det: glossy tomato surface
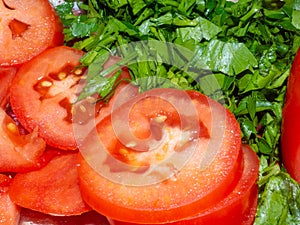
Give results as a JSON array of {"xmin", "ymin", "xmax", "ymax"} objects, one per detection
[
  {"xmin": 0, "ymin": 0, "xmax": 64, "ymax": 66},
  {"xmin": 78, "ymin": 88, "xmax": 242, "ymax": 224},
  {"xmin": 281, "ymin": 48, "xmax": 300, "ymax": 183},
  {"xmin": 9, "ymin": 46, "xmax": 85, "ymax": 150}
]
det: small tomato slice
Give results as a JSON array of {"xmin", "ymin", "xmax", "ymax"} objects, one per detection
[
  {"xmin": 0, "ymin": 108, "xmax": 48, "ymax": 173},
  {"xmin": 281, "ymin": 48, "xmax": 300, "ymax": 183},
  {"xmin": 78, "ymin": 88, "xmax": 242, "ymax": 223},
  {"xmin": 9, "ymin": 152, "xmax": 91, "ymax": 216},
  {"xmin": 10, "ymin": 46, "xmax": 85, "ymax": 150},
  {"xmin": 0, "ymin": 174, "xmax": 20, "ymax": 225},
  {"xmin": 0, "ymin": 67, "xmax": 17, "ymax": 108},
  {"xmin": 109, "ymin": 145, "xmax": 259, "ymax": 225},
  {"xmin": 0, "ymin": 0, "xmax": 64, "ymax": 66}
]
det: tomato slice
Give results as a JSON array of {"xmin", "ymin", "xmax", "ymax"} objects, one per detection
[
  {"xmin": 78, "ymin": 88, "xmax": 242, "ymax": 223},
  {"xmin": 281, "ymin": 48, "xmax": 300, "ymax": 183},
  {"xmin": 0, "ymin": 107, "xmax": 49, "ymax": 173},
  {"xmin": 10, "ymin": 46, "xmax": 85, "ymax": 150},
  {"xmin": 108, "ymin": 144, "xmax": 259, "ymax": 225},
  {"xmin": 9, "ymin": 152, "xmax": 91, "ymax": 216},
  {"xmin": 0, "ymin": 67, "xmax": 17, "ymax": 108},
  {"xmin": 0, "ymin": 0, "xmax": 64, "ymax": 66},
  {"xmin": 0, "ymin": 174, "xmax": 20, "ymax": 225}
]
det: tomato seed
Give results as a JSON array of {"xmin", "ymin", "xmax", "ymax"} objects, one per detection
[
  {"xmin": 57, "ymin": 72, "xmax": 67, "ymax": 80},
  {"xmin": 40, "ymin": 80, "xmax": 52, "ymax": 88},
  {"xmin": 7, "ymin": 122, "xmax": 18, "ymax": 134}
]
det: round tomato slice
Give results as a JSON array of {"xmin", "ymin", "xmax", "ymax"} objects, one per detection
[
  {"xmin": 109, "ymin": 145, "xmax": 259, "ymax": 225},
  {"xmin": 9, "ymin": 46, "xmax": 85, "ymax": 150},
  {"xmin": 281, "ymin": 48, "xmax": 300, "ymax": 183},
  {"xmin": 9, "ymin": 152, "xmax": 91, "ymax": 216},
  {"xmin": 78, "ymin": 88, "xmax": 242, "ymax": 223},
  {"xmin": 0, "ymin": 0, "xmax": 64, "ymax": 66}
]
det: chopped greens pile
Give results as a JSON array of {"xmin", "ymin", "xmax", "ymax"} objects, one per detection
[{"xmin": 54, "ymin": 0, "xmax": 300, "ymax": 223}]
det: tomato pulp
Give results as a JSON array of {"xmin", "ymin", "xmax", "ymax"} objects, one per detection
[
  {"xmin": 0, "ymin": 0, "xmax": 64, "ymax": 66},
  {"xmin": 281, "ymin": 48, "xmax": 300, "ymax": 183},
  {"xmin": 78, "ymin": 88, "xmax": 243, "ymax": 224}
]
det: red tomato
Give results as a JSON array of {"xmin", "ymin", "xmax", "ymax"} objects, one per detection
[
  {"xmin": 0, "ymin": 0, "xmax": 64, "ymax": 66},
  {"xmin": 281, "ymin": 48, "xmax": 300, "ymax": 183},
  {"xmin": 9, "ymin": 152, "xmax": 91, "ymax": 216},
  {"xmin": 0, "ymin": 67, "xmax": 17, "ymax": 108},
  {"xmin": 0, "ymin": 174, "xmax": 20, "ymax": 225},
  {"xmin": 77, "ymin": 88, "xmax": 242, "ymax": 223},
  {"xmin": 109, "ymin": 144, "xmax": 259, "ymax": 225},
  {"xmin": 0, "ymin": 108, "xmax": 49, "ymax": 173},
  {"xmin": 9, "ymin": 46, "xmax": 85, "ymax": 150}
]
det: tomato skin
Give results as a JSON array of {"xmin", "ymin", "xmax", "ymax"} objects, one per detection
[
  {"xmin": 9, "ymin": 152, "xmax": 91, "ymax": 216},
  {"xmin": 78, "ymin": 88, "xmax": 242, "ymax": 224},
  {"xmin": 281, "ymin": 48, "xmax": 300, "ymax": 183},
  {"xmin": 0, "ymin": 174, "xmax": 20, "ymax": 225},
  {"xmin": 0, "ymin": 0, "xmax": 64, "ymax": 66},
  {"xmin": 108, "ymin": 145, "xmax": 259, "ymax": 225},
  {"xmin": 9, "ymin": 46, "xmax": 85, "ymax": 150}
]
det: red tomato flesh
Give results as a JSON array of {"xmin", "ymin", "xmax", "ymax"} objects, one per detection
[
  {"xmin": 9, "ymin": 46, "xmax": 85, "ymax": 150},
  {"xmin": 281, "ymin": 48, "xmax": 300, "ymax": 183},
  {"xmin": 0, "ymin": 0, "xmax": 64, "ymax": 66},
  {"xmin": 78, "ymin": 88, "xmax": 242, "ymax": 223},
  {"xmin": 9, "ymin": 152, "xmax": 91, "ymax": 216},
  {"xmin": 0, "ymin": 174, "xmax": 20, "ymax": 225}
]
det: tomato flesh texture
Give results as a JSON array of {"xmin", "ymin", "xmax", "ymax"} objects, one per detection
[
  {"xmin": 78, "ymin": 88, "xmax": 242, "ymax": 223},
  {"xmin": 9, "ymin": 46, "xmax": 85, "ymax": 150},
  {"xmin": 109, "ymin": 144, "xmax": 259, "ymax": 225},
  {"xmin": 281, "ymin": 48, "xmax": 300, "ymax": 183},
  {"xmin": 0, "ymin": 67, "xmax": 17, "ymax": 108},
  {"xmin": 0, "ymin": 0, "xmax": 64, "ymax": 66},
  {"xmin": 9, "ymin": 152, "xmax": 91, "ymax": 216},
  {"xmin": 0, "ymin": 174, "xmax": 20, "ymax": 225}
]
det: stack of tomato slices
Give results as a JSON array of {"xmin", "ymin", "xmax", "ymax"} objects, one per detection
[{"xmin": 0, "ymin": 1, "xmax": 259, "ymax": 224}]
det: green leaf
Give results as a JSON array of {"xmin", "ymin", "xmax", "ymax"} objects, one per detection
[
  {"xmin": 195, "ymin": 39, "xmax": 258, "ymax": 76},
  {"xmin": 254, "ymin": 172, "xmax": 300, "ymax": 225}
]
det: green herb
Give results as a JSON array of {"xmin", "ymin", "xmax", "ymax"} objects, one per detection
[{"xmin": 55, "ymin": 0, "xmax": 300, "ymax": 223}]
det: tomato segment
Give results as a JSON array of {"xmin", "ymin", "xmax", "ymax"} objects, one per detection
[
  {"xmin": 0, "ymin": 0, "xmax": 64, "ymax": 66},
  {"xmin": 78, "ymin": 88, "xmax": 242, "ymax": 223},
  {"xmin": 9, "ymin": 46, "xmax": 85, "ymax": 150},
  {"xmin": 281, "ymin": 48, "xmax": 300, "ymax": 183},
  {"xmin": 0, "ymin": 174, "xmax": 20, "ymax": 225},
  {"xmin": 9, "ymin": 152, "xmax": 91, "ymax": 216}
]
